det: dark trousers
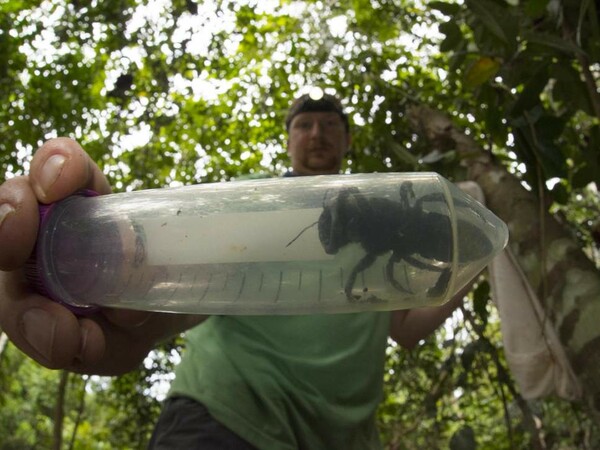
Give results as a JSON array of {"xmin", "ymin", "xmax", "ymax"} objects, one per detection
[{"xmin": 148, "ymin": 396, "xmax": 257, "ymax": 449}]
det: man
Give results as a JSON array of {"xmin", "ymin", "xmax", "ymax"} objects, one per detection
[
  {"xmin": 284, "ymin": 92, "xmax": 351, "ymax": 176},
  {"xmin": 0, "ymin": 93, "xmax": 465, "ymax": 448}
]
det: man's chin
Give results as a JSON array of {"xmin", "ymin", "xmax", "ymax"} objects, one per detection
[{"xmin": 305, "ymin": 161, "xmax": 340, "ymax": 174}]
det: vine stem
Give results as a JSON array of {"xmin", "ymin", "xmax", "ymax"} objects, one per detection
[
  {"xmin": 522, "ymin": 111, "xmax": 549, "ymax": 311},
  {"xmin": 460, "ymin": 305, "xmax": 547, "ymax": 450},
  {"xmin": 562, "ymin": 2, "xmax": 600, "ymax": 121}
]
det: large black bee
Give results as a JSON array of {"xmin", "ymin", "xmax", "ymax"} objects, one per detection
[{"xmin": 288, "ymin": 182, "xmax": 493, "ymax": 301}]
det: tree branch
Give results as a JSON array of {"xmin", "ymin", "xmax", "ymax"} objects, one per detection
[{"xmin": 408, "ymin": 105, "xmax": 600, "ymax": 422}]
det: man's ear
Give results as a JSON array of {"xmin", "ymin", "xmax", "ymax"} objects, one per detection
[{"xmin": 344, "ymin": 134, "xmax": 352, "ymax": 155}]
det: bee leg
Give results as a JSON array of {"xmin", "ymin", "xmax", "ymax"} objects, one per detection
[
  {"xmin": 345, "ymin": 253, "xmax": 377, "ymax": 301},
  {"xmin": 386, "ymin": 253, "xmax": 413, "ymax": 294},
  {"xmin": 427, "ymin": 268, "xmax": 452, "ymax": 297},
  {"xmin": 402, "ymin": 255, "xmax": 451, "ymax": 297},
  {"xmin": 399, "ymin": 181, "xmax": 416, "ymax": 209}
]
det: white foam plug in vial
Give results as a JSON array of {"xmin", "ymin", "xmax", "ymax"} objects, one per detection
[{"xmin": 27, "ymin": 173, "xmax": 508, "ymax": 315}]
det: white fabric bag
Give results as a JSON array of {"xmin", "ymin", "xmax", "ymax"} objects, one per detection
[{"xmin": 459, "ymin": 181, "xmax": 581, "ymax": 400}]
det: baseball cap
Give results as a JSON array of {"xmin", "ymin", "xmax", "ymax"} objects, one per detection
[{"xmin": 285, "ymin": 93, "xmax": 349, "ymax": 132}]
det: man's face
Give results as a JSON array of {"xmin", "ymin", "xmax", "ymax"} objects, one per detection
[{"xmin": 287, "ymin": 111, "xmax": 351, "ymax": 175}]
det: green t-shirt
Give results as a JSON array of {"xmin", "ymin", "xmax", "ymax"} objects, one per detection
[{"xmin": 170, "ymin": 312, "xmax": 391, "ymax": 450}]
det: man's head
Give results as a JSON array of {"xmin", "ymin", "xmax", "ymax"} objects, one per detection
[{"xmin": 285, "ymin": 93, "xmax": 351, "ymax": 175}]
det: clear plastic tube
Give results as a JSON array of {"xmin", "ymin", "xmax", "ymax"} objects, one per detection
[{"xmin": 29, "ymin": 173, "xmax": 508, "ymax": 315}]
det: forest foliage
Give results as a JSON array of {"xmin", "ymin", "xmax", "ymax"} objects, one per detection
[{"xmin": 0, "ymin": 0, "xmax": 599, "ymax": 448}]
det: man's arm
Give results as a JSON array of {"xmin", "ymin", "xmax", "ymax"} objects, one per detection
[
  {"xmin": 0, "ymin": 138, "xmax": 205, "ymax": 375},
  {"xmin": 389, "ymin": 283, "xmax": 473, "ymax": 349}
]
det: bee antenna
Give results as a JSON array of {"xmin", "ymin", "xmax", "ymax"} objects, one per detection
[{"xmin": 286, "ymin": 220, "xmax": 319, "ymax": 247}]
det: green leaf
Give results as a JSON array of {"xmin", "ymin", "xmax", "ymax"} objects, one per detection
[
  {"xmin": 572, "ymin": 164, "xmax": 598, "ymax": 190},
  {"xmin": 551, "ymin": 62, "xmax": 594, "ymax": 114},
  {"xmin": 465, "ymin": 0, "xmax": 508, "ymax": 43},
  {"xmin": 512, "ymin": 113, "xmax": 568, "ymax": 179},
  {"xmin": 524, "ymin": 0, "xmax": 550, "ymax": 17},
  {"xmin": 428, "ymin": 1, "xmax": 461, "ymax": 16},
  {"xmin": 461, "ymin": 342, "xmax": 478, "ymax": 371},
  {"xmin": 522, "ymin": 31, "xmax": 585, "ymax": 56},
  {"xmin": 439, "ymin": 21, "xmax": 463, "ymax": 52},
  {"xmin": 463, "ymin": 56, "xmax": 501, "ymax": 88},
  {"xmin": 510, "ymin": 63, "xmax": 549, "ymax": 117},
  {"xmin": 572, "ymin": 125, "xmax": 600, "ymax": 189},
  {"xmin": 450, "ymin": 425, "xmax": 477, "ymax": 450},
  {"xmin": 473, "ymin": 280, "xmax": 490, "ymax": 325},
  {"xmin": 518, "ymin": 115, "xmax": 568, "ymax": 183},
  {"xmin": 479, "ymin": 84, "xmax": 508, "ymax": 147},
  {"xmin": 550, "ymin": 182, "xmax": 569, "ymax": 205},
  {"xmin": 390, "ymin": 142, "xmax": 420, "ymax": 168}
]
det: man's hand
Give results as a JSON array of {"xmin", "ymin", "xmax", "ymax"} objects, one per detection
[{"xmin": 0, "ymin": 138, "xmax": 203, "ymax": 375}]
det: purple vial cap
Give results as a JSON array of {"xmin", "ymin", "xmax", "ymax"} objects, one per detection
[{"xmin": 25, "ymin": 189, "xmax": 101, "ymax": 316}]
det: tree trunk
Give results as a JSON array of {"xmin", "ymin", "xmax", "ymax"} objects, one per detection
[
  {"xmin": 0, "ymin": 330, "xmax": 8, "ymax": 365},
  {"xmin": 408, "ymin": 105, "xmax": 600, "ymax": 420},
  {"xmin": 67, "ymin": 376, "xmax": 88, "ymax": 450},
  {"xmin": 53, "ymin": 371, "xmax": 69, "ymax": 450}
]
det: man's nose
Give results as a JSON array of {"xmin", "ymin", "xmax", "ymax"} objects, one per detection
[{"xmin": 309, "ymin": 121, "xmax": 325, "ymax": 137}]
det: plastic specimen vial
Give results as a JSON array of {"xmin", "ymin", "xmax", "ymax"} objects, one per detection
[{"xmin": 28, "ymin": 173, "xmax": 508, "ymax": 315}]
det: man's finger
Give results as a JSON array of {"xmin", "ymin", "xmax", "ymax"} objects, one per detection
[
  {"xmin": 0, "ymin": 177, "xmax": 40, "ymax": 269},
  {"xmin": 30, "ymin": 137, "xmax": 111, "ymax": 203}
]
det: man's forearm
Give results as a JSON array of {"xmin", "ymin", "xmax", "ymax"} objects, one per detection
[{"xmin": 389, "ymin": 282, "xmax": 471, "ymax": 350}]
